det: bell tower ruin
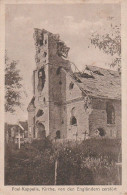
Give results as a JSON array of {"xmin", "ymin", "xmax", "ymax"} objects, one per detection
[{"xmin": 28, "ymin": 28, "xmax": 71, "ymax": 139}]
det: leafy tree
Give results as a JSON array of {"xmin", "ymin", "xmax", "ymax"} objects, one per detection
[
  {"xmin": 90, "ymin": 18, "xmax": 121, "ymax": 70},
  {"xmin": 5, "ymin": 53, "xmax": 22, "ymax": 112}
]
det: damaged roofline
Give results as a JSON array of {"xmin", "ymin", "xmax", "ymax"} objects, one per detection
[
  {"xmin": 89, "ymin": 95, "xmax": 121, "ymax": 101},
  {"xmin": 61, "ymin": 67, "xmax": 121, "ymax": 101}
]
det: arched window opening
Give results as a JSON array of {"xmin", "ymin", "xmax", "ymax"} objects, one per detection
[
  {"xmin": 38, "ymin": 67, "xmax": 46, "ymax": 92},
  {"xmin": 106, "ymin": 102, "xmax": 115, "ymax": 124},
  {"xmin": 98, "ymin": 128, "xmax": 105, "ymax": 137},
  {"xmin": 70, "ymin": 116, "xmax": 77, "ymax": 125},
  {"xmin": 56, "ymin": 130, "xmax": 60, "ymax": 139},
  {"xmin": 69, "ymin": 82, "xmax": 74, "ymax": 90}
]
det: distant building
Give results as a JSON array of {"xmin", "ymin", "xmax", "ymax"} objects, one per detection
[
  {"xmin": 5, "ymin": 121, "xmax": 28, "ymax": 144},
  {"xmin": 27, "ymin": 29, "xmax": 121, "ymax": 141}
]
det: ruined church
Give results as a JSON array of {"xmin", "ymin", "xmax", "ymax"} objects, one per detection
[{"xmin": 27, "ymin": 29, "xmax": 121, "ymax": 140}]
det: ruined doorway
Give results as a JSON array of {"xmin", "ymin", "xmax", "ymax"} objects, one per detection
[{"xmin": 36, "ymin": 123, "xmax": 46, "ymax": 139}]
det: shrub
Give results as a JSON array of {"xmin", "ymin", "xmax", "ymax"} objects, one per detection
[{"xmin": 5, "ymin": 138, "xmax": 121, "ymax": 185}]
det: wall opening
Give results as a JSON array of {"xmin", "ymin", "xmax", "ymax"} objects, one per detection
[
  {"xmin": 56, "ymin": 130, "xmax": 61, "ymax": 139},
  {"xmin": 106, "ymin": 102, "xmax": 115, "ymax": 124},
  {"xmin": 36, "ymin": 122, "xmax": 46, "ymax": 139},
  {"xmin": 70, "ymin": 107, "xmax": 77, "ymax": 125},
  {"xmin": 70, "ymin": 116, "xmax": 77, "ymax": 125},
  {"xmin": 56, "ymin": 66, "xmax": 62, "ymax": 75},
  {"xmin": 38, "ymin": 67, "xmax": 46, "ymax": 92},
  {"xmin": 36, "ymin": 109, "xmax": 44, "ymax": 117},
  {"xmin": 59, "ymin": 81, "xmax": 62, "ymax": 85},
  {"xmin": 43, "ymin": 97, "xmax": 46, "ymax": 104},
  {"xmin": 69, "ymin": 82, "xmax": 74, "ymax": 90},
  {"xmin": 36, "ymin": 32, "xmax": 44, "ymax": 46},
  {"xmin": 43, "ymin": 52, "xmax": 47, "ymax": 57},
  {"xmin": 98, "ymin": 128, "xmax": 105, "ymax": 137}
]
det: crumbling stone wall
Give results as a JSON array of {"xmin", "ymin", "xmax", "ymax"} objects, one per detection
[
  {"xmin": 89, "ymin": 98, "xmax": 121, "ymax": 138},
  {"xmin": 66, "ymin": 100, "xmax": 89, "ymax": 140},
  {"xmin": 65, "ymin": 74, "xmax": 90, "ymax": 140}
]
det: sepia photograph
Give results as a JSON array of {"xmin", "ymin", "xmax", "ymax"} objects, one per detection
[{"xmin": 4, "ymin": 2, "xmax": 122, "ymax": 186}]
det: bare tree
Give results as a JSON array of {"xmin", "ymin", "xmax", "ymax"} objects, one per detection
[{"xmin": 90, "ymin": 19, "xmax": 121, "ymax": 70}]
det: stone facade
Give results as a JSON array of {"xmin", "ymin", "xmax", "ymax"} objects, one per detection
[{"xmin": 27, "ymin": 28, "xmax": 121, "ymax": 140}]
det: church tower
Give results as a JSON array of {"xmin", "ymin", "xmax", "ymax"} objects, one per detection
[{"xmin": 28, "ymin": 28, "xmax": 71, "ymax": 139}]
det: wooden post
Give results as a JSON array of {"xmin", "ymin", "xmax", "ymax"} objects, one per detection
[
  {"xmin": 82, "ymin": 131, "xmax": 88, "ymax": 140},
  {"xmin": 54, "ymin": 159, "xmax": 58, "ymax": 185},
  {"xmin": 73, "ymin": 132, "xmax": 78, "ymax": 148},
  {"xmin": 116, "ymin": 162, "xmax": 122, "ymax": 185},
  {"xmin": 116, "ymin": 151, "xmax": 122, "ymax": 185},
  {"xmin": 6, "ymin": 131, "xmax": 9, "ymax": 144},
  {"xmin": 18, "ymin": 127, "xmax": 20, "ymax": 149},
  {"xmin": 73, "ymin": 132, "xmax": 78, "ymax": 142}
]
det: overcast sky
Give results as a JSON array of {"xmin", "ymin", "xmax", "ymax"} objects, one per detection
[{"xmin": 5, "ymin": 3, "xmax": 120, "ymax": 123}]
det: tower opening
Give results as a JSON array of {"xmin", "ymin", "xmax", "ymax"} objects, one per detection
[{"xmin": 38, "ymin": 67, "xmax": 46, "ymax": 92}]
